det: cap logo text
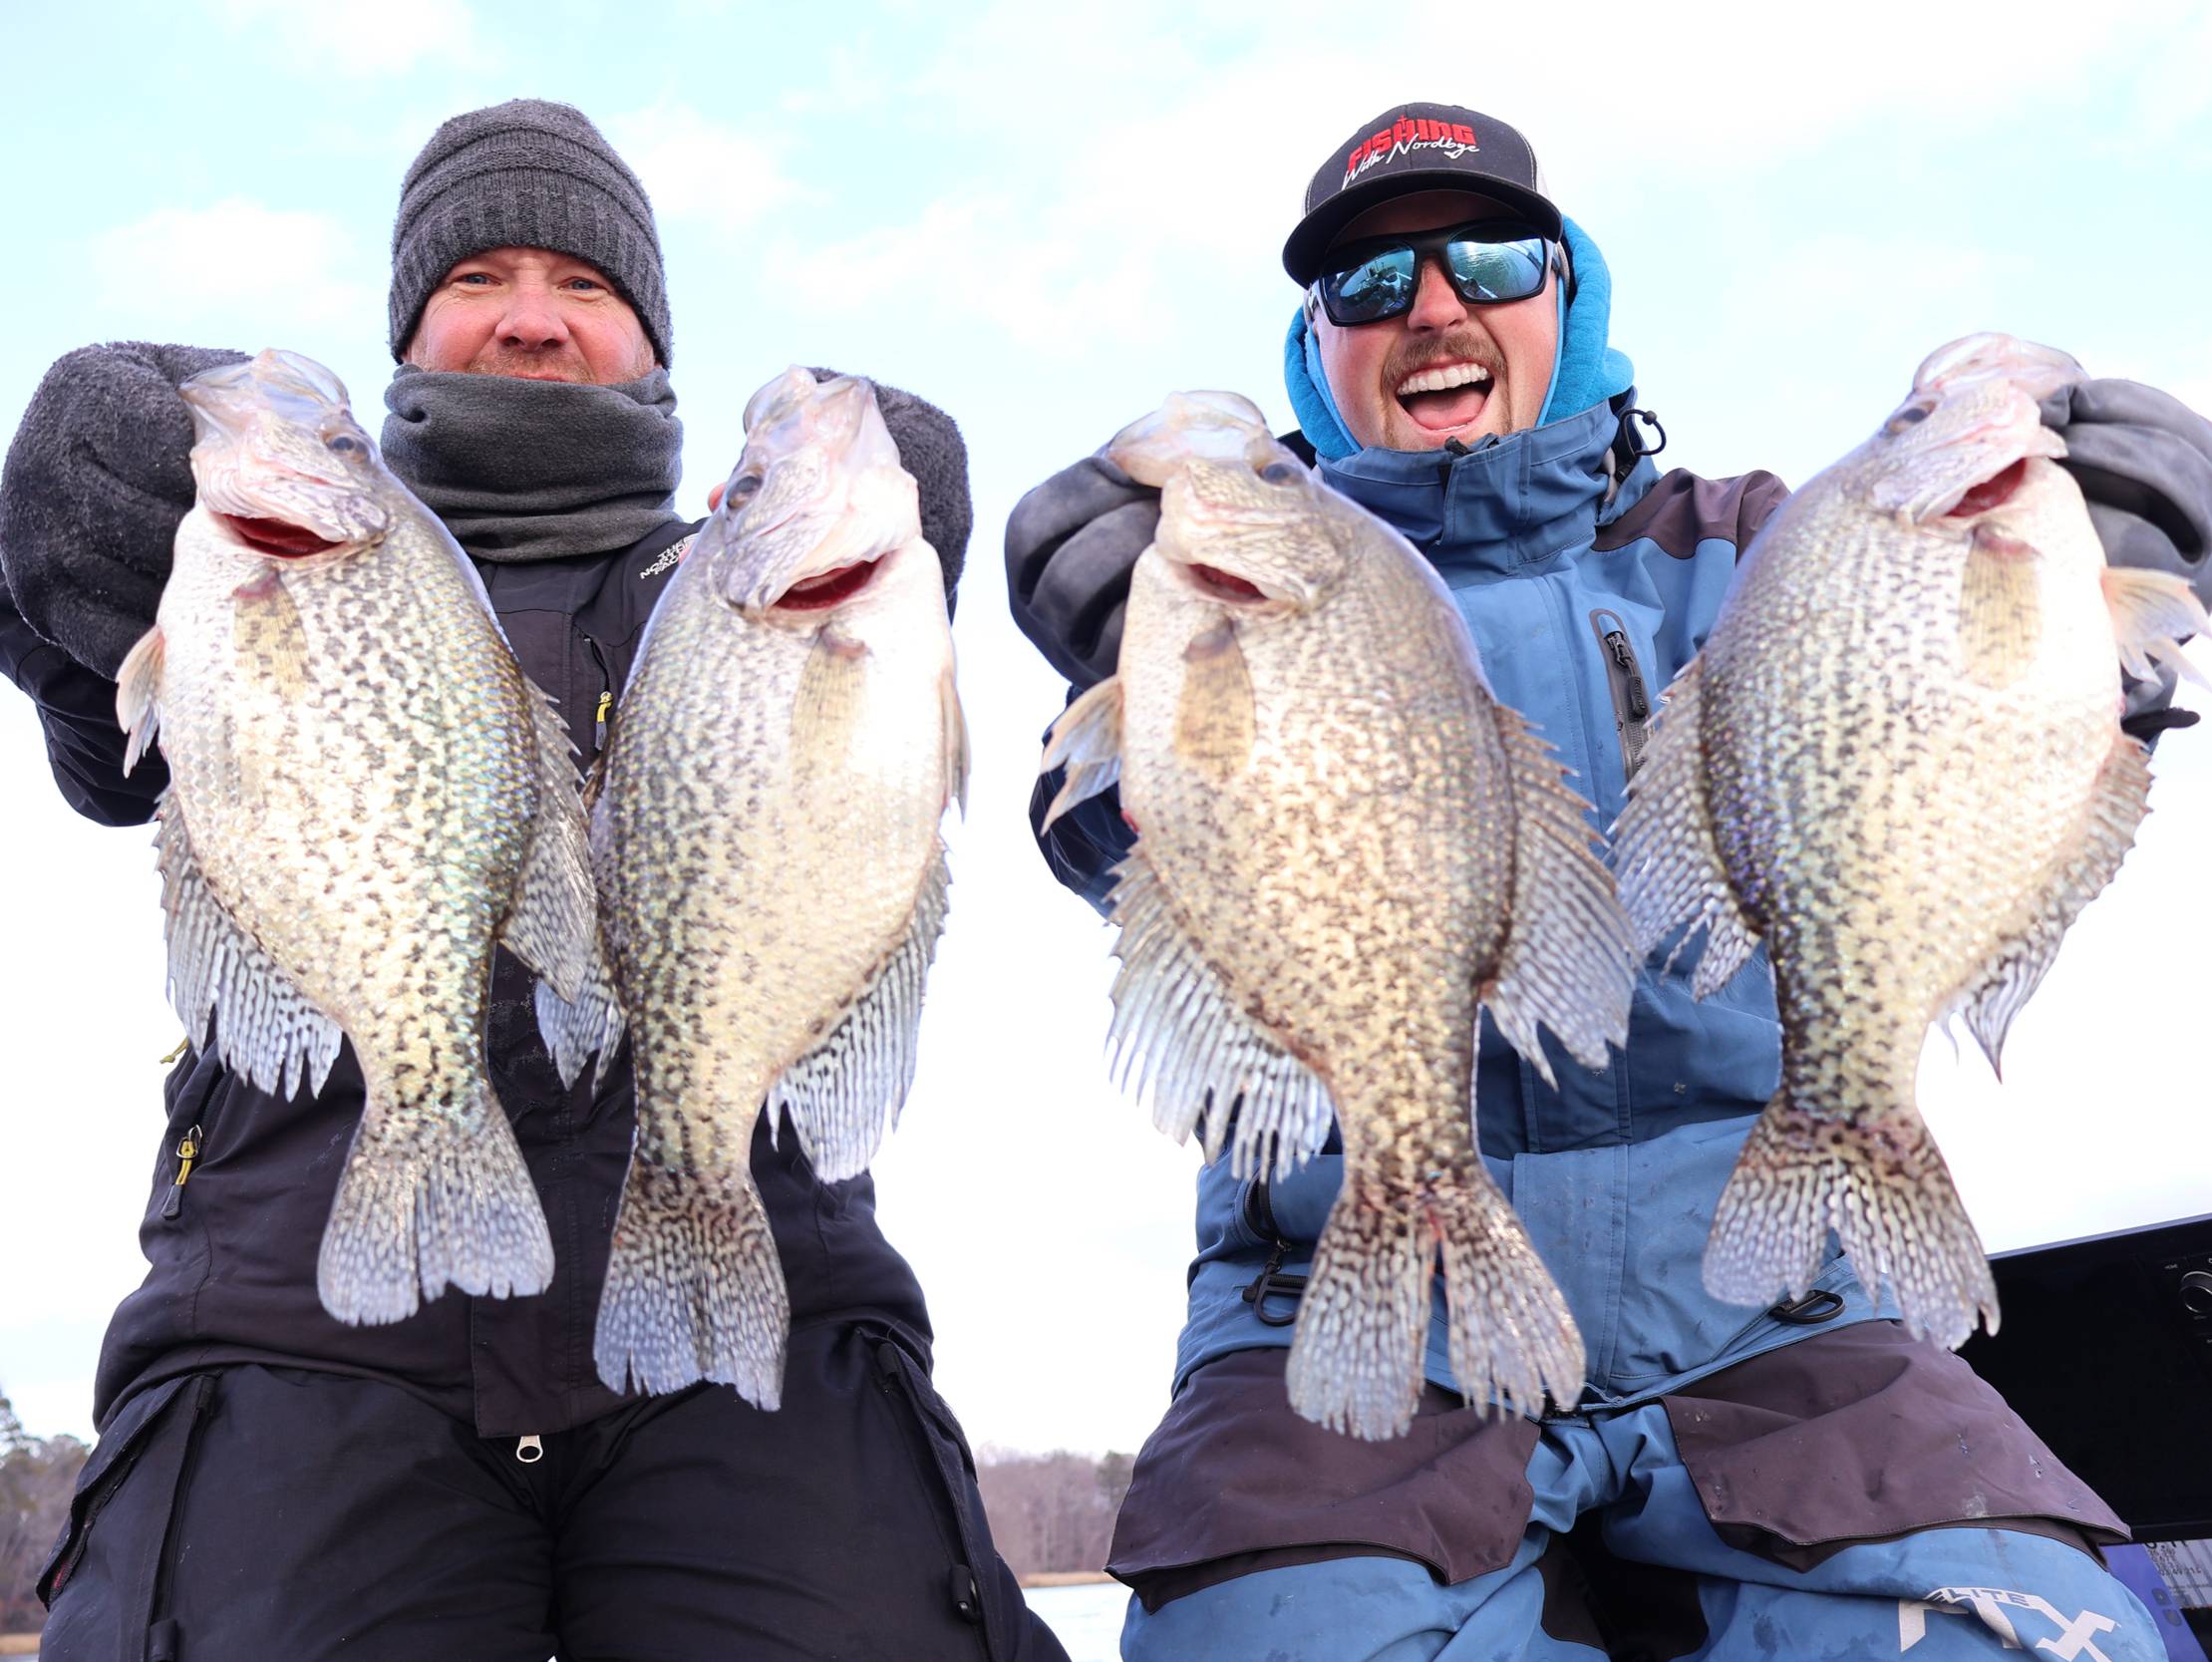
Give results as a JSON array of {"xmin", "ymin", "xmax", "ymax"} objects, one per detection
[{"xmin": 1344, "ymin": 118, "xmax": 1478, "ymax": 185}]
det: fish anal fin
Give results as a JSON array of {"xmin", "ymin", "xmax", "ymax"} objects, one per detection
[
  {"xmin": 117, "ymin": 626, "xmax": 165, "ymax": 775},
  {"xmin": 498, "ymin": 678, "xmax": 598, "ymax": 1006},
  {"xmin": 1959, "ymin": 522, "xmax": 2044, "ymax": 689},
  {"xmin": 156, "ymin": 798, "xmax": 344, "ymax": 1100},
  {"xmin": 1173, "ymin": 620, "xmax": 1255, "ymax": 782},
  {"xmin": 1954, "ymin": 733, "xmax": 2151, "ymax": 1075},
  {"xmin": 1039, "ymin": 676, "xmax": 1124, "ymax": 831},
  {"xmin": 1105, "ymin": 851, "xmax": 1334, "ymax": 1180},
  {"xmin": 2101, "ymin": 565, "xmax": 2211, "ymax": 688},
  {"xmin": 1485, "ymin": 695, "xmax": 1635, "ymax": 1083},
  {"xmin": 771, "ymin": 842, "xmax": 951, "ymax": 1180},
  {"xmin": 1611, "ymin": 657, "xmax": 1764, "ymax": 1001}
]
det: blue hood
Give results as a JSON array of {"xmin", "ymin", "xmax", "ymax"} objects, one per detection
[{"xmin": 1283, "ymin": 215, "xmax": 1635, "ymax": 463}]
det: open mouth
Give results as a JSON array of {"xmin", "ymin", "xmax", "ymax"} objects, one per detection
[
  {"xmin": 1947, "ymin": 458, "xmax": 2028, "ymax": 518},
  {"xmin": 1186, "ymin": 562, "xmax": 1266, "ymax": 602},
  {"xmin": 216, "ymin": 513, "xmax": 342, "ymax": 557},
  {"xmin": 1395, "ymin": 361, "xmax": 1494, "ymax": 433},
  {"xmin": 774, "ymin": 559, "xmax": 878, "ymax": 611}
]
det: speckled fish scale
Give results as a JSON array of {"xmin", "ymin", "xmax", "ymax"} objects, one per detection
[
  {"xmin": 115, "ymin": 349, "xmax": 598, "ymax": 1327},
  {"xmin": 537, "ymin": 369, "xmax": 967, "ymax": 1408},
  {"xmin": 1614, "ymin": 332, "xmax": 2208, "ymax": 1348},
  {"xmin": 1043, "ymin": 392, "xmax": 1636, "ymax": 1440}
]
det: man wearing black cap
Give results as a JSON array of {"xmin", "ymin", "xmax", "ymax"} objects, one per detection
[
  {"xmin": 1, "ymin": 99, "xmax": 1063, "ymax": 1662},
  {"xmin": 1009, "ymin": 102, "xmax": 2210, "ymax": 1659}
]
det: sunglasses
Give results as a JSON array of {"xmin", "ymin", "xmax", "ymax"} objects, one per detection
[{"xmin": 1314, "ymin": 220, "xmax": 1559, "ymax": 326}]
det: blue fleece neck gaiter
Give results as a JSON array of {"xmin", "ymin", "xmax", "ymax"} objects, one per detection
[{"xmin": 1283, "ymin": 213, "xmax": 1635, "ymax": 463}]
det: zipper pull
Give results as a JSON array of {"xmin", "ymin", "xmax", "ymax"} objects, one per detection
[
  {"xmin": 593, "ymin": 691, "xmax": 613, "ymax": 750},
  {"xmin": 160, "ymin": 1124, "xmax": 202, "ymax": 1219},
  {"xmin": 514, "ymin": 1434, "xmax": 544, "ymax": 1465},
  {"xmin": 158, "ymin": 1035, "xmax": 190, "ymax": 1065},
  {"xmin": 1604, "ymin": 630, "xmax": 1652, "ymax": 720}
]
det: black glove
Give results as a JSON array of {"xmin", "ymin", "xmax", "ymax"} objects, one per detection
[
  {"xmin": 808, "ymin": 368, "xmax": 971, "ymax": 604},
  {"xmin": 1005, "ymin": 456, "xmax": 1161, "ymax": 688},
  {"xmin": 2041, "ymin": 377, "xmax": 2212, "ymax": 740},
  {"xmin": 0, "ymin": 342, "xmax": 250, "ymax": 679}
]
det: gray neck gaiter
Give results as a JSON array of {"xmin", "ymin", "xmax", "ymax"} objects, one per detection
[{"xmin": 380, "ymin": 366, "xmax": 685, "ymax": 562}]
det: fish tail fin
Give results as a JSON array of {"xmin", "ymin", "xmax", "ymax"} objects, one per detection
[
  {"xmin": 1286, "ymin": 1165, "xmax": 1581, "ymax": 1440},
  {"xmin": 595, "ymin": 1162, "xmax": 789, "ymax": 1408},
  {"xmin": 1707, "ymin": 1095, "xmax": 1998, "ymax": 1347},
  {"xmin": 318, "ymin": 1077, "xmax": 553, "ymax": 1326}
]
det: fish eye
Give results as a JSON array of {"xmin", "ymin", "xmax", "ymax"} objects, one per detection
[
  {"xmin": 326, "ymin": 434, "xmax": 362, "ymax": 455},
  {"xmin": 728, "ymin": 474, "xmax": 762, "ymax": 499},
  {"xmin": 1257, "ymin": 461, "xmax": 1300, "ymax": 484},
  {"xmin": 1885, "ymin": 403, "xmax": 1934, "ymax": 434}
]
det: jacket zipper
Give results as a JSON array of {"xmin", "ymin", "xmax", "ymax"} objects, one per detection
[
  {"xmin": 1588, "ymin": 609, "xmax": 1652, "ymax": 781},
  {"xmin": 583, "ymin": 634, "xmax": 614, "ymax": 760},
  {"xmin": 159, "ymin": 1124, "xmax": 202, "ymax": 1221}
]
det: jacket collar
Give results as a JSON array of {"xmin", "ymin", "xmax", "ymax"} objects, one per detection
[{"xmin": 1316, "ymin": 393, "xmax": 1656, "ymax": 577}]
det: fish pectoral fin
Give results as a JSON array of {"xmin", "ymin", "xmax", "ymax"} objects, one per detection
[
  {"xmin": 769, "ymin": 841, "xmax": 951, "ymax": 1181},
  {"xmin": 941, "ymin": 663, "xmax": 970, "ymax": 818},
  {"xmin": 231, "ymin": 567, "xmax": 310, "ymax": 696},
  {"xmin": 1484, "ymin": 695, "xmax": 1636, "ymax": 1083},
  {"xmin": 1172, "ymin": 620, "xmax": 1256, "ymax": 782},
  {"xmin": 157, "ymin": 797, "xmax": 343, "ymax": 1100},
  {"xmin": 1610, "ymin": 656, "xmax": 1763, "ymax": 1001},
  {"xmin": 116, "ymin": 625, "xmax": 165, "ymax": 775},
  {"xmin": 1959, "ymin": 523, "xmax": 2045, "ymax": 688},
  {"xmin": 791, "ymin": 624, "xmax": 870, "ymax": 759},
  {"xmin": 1039, "ymin": 675, "xmax": 1124, "ymax": 831},
  {"xmin": 1951, "ymin": 733, "xmax": 2151, "ymax": 1077},
  {"xmin": 499, "ymin": 679, "xmax": 599, "ymax": 1006},
  {"xmin": 1106, "ymin": 851, "xmax": 1334, "ymax": 1180},
  {"xmin": 2101, "ymin": 564, "xmax": 2211, "ymax": 688}
]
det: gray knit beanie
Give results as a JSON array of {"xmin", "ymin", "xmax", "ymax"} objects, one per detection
[{"xmin": 388, "ymin": 99, "xmax": 672, "ymax": 366}]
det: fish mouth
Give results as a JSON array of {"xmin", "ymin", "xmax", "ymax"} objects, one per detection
[
  {"xmin": 773, "ymin": 557, "xmax": 880, "ymax": 611},
  {"xmin": 1945, "ymin": 458, "xmax": 2029, "ymax": 519},
  {"xmin": 214, "ymin": 511, "xmax": 345, "ymax": 558}
]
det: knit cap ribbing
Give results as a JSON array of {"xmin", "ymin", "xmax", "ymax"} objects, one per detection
[{"xmin": 389, "ymin": 100, "xmax": 671, "ymax": 367}]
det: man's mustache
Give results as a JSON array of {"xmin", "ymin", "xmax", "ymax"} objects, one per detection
[{"xmin": 1384, "ymin": 334, "xmax": 1503, "ymax": 390}]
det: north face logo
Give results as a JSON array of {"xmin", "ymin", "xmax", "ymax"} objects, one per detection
[{"xmin": 1899, "ymin": 1585, "xmax": 2120, "ymax": 1659}]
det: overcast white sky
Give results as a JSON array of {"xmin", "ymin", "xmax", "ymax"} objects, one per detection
[{"xmin": 1, "ymin": 0, "xmax": 2207, "ymax": 1452}]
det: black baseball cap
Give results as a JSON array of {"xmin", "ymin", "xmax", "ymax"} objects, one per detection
[{"xmin": 1283, "ymin": 103, "xmax": 1561, "ymax": 285}]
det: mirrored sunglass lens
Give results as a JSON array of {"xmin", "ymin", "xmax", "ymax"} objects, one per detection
[
  {"xmin": 1445, "ymin": 236, "xmax": 1547, "ymax": 302},
  {"xmin": 1326, "ymin": 248, "xmax": 1418, "ymax": 321}
]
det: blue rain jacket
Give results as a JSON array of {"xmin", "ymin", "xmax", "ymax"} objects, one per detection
[{"xmin": 1172, "ymin": 224, "xmax": 1904, "ymax": 1411}]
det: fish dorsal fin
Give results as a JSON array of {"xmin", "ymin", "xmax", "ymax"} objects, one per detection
[
  {"xmin": 1105, "ymin": 850, "xmax": 1334, "ymax": 1180},
  {"xmin": 1039, "ymin": 675, "xmax": 1124, "ymax": 831},
  {"xmin": 498, "ymin": 676, "xmax": 599, "ymax": 1007},
  {"xmin": 766, "ymin": 840, "xmax": 952, "ymax": 1181},
  {"xmin": 156, "ymin": 797, "xmax": 343, "ymax": 1100},
  {"xmin": 1483, "ymin": 695, "xmax": 1636, "ymax": 1081},
  {"xmin": 1611, "ymin": 656, "xmax": 1764, "ymax": 999},
  {"xmin": 117, "ymin": 625, "xmax": 165, "ymax": 776},
  {"xmin": 2101, "ymin": 565, "xmax": 2211, "ymax": 688},
  {"xmin": 1951, "ymin": 732, "xmax": 2152, "ymax": 1076}
]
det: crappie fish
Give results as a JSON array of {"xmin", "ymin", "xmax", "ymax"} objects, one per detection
[
  {"xmin": 116, "ymin": 349, "xmax": 597, "ymax": 1325},
  {"xmin": 1042, "ymin": 392, "xmax": 1635, "ymax": 1440},
  {"xmin": 538, "ymin": 368, "xmax": 966, "ymax": 1407},
  {"xmin": 1614, "ymin": 332, "xmax": 2207, "ymax": 1347}
]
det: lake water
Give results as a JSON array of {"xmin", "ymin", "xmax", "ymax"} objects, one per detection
[{"xmin": 1023, "ymin": 1581, "xmax": 1128, "ymax": 1661}]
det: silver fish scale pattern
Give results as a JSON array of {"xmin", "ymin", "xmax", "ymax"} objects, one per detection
[
  {"xmin": 1646, "ymin": 450, "xmax": 2137, "ymax": 1346},
  {"xmin": 154, "ymin": 496, "xmax": 564, "ymax": 1324},
  {"xmin": 1090, "ymin": 428, "xmax": 1631, "ymax": 1440},
  {"xmin": 583, "ymin": 520, "xmax": 957, "ymax": 1408}
]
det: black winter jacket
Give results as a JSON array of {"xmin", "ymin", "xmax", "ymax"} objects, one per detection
[{"xmin": 0, "ymin": 518, "xmax": 931, "ymax": 1438}]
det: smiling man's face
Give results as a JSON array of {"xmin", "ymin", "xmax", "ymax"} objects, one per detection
[
  {"xmin": 1313, "ymin": 189, "xmax": 1560, "ymax": 452},
  {"xmin": 405, "ymin": 245, "xmax": 656, "ymax": 384}
]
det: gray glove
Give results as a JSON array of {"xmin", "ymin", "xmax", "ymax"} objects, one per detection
[
  {"xmin": 0, "ymin": 342, "xmax": 250, "ymax": 678},
  {"xmin": 1004, "ymin": 456, "xmax": 1160, "ymax": 687},
  {"xmin": 2040, "ymin": 377, "xmax": 2212, "ymax": 740}
]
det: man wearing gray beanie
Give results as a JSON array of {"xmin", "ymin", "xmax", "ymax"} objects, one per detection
[{"xmin": 1, "ymin": 98, "xmax": 1056, "ymax": 1662}]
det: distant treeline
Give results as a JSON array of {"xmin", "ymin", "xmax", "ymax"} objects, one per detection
[
  {"xmin": 975, "ymin": 1448, "xmax": 1135, "ymax": 1577},
  {"xmin": 0, "ymin": 1392, "xmax": 85, "ymax": 1634}
]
